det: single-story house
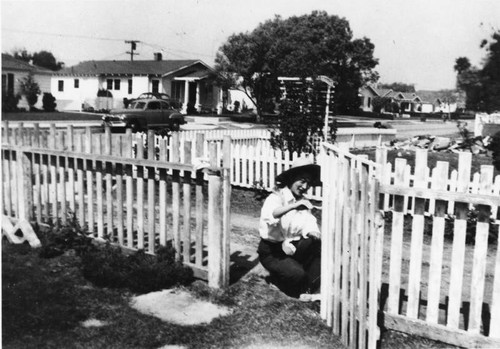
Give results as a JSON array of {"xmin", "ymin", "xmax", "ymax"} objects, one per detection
[
  {"xmin": 51, "ymin": 53, "xmax": 221, "ymax": 112},
  {"xmin": 1, "ymin": 53, "xmax": 53, "ymax": 110},
  {"xmin": 359, "ymin": 85, "xmax": 424, "ymax": 113}
]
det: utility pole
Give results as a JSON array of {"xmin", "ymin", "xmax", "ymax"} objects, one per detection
[{"xmin": 125, "ymin": 40, "xmax": 140, "ymax": 61}]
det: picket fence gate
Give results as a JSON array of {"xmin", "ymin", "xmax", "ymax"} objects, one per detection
[
  {"xmin": 1, "ymin": 122, "xmax": 231, "ymax": 288},
  {"xmin": 320, "ymin": 144, "xmax": 500, "ymax": 348}
]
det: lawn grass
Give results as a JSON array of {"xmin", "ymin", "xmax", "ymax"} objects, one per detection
[{"xmin": 2, "ymin": 240, "xmax": 344, "ymax": 349}]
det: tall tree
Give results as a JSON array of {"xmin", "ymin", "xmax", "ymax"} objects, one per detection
[
  {"xmin": 455, "ymin": 30, "xmax": 500, "ymax": 112},
  {"xmin": 379, "ymin": 82, "xmax": 416, "ymax": 93},
  {"xmin": 215, "ymin": 11, "xmax": 379, "ymax": 118},
  {"xmin": 12, "ymin": 48, "xmax": 32, "ymax": 62},
  {"xmin": 33, "ymin": 51, "xmax": 64, "ymax": 70},
  {"xmin": 479, "ymin": 31, "xmax": 500, "ymax": 112},
  {"xmin": 11, "ymin": 48, "xmax": 64, "ymax": 71}
]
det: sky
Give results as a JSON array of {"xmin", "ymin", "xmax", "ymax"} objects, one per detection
[{"xmin": 2, "ymin": 0, "xmax": 500, "ymax": 91}]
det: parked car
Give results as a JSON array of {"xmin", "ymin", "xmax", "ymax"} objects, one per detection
[
  {"xmin": 103, "ymin": 98, "xmax": 186, "ymax": 132},
  {"xmin": 125, "ymin": 92, "xmax": 182, "ymax": 109}
]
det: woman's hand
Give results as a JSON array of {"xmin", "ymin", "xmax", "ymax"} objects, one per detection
[{"xmin": 295, "ymin": 199, "xmax": 313, "ymax": 210}]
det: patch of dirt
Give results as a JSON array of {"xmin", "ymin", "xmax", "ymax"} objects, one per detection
[{"xmin": 130, "ymin": 288, "xmax": 232, "ymax": 326}]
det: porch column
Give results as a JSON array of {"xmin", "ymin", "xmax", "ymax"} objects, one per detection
[
  {"xmin": 181, "ymin": 80, "xmax": 189, "ymax": 114},
  {"xmin": 217, "ymin": 88, "xmax": 223, "ymax": 115},
  {"xmin": 195, "ymin": 81, "xmax": 201, "ymax": 112}
]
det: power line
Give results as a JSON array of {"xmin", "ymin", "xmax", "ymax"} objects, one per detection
[
  {"xmin": 3, "ymin": 28, "xmax": 124, "ymax": 42},
  {"xmin": 4, "ymin": 27, "xmax": 218, "ymax": 61}
]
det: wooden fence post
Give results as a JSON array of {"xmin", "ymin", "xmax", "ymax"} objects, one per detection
[
  {"xmin": 16, "ymin": 149, "xmax": 33, "ymax": 221},
  {"xmin": 221, "ymin": 136, "xmax": 231, "ymax": 287},
  {"xmin": 207, "ymin": 141, "xmax": 229, "ymax": 289}
]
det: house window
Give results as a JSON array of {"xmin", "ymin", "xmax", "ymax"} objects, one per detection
[
  {"xmin": 107, "ymin": 79, "xmax": 113, "ymax": 90},
  {"xmin": 74, "ymin": 79, "xmax": 79, "ymax": 88},
  {"xmin": 2, "ymin": 73, "xmax": 14, "ymax": 95},
  {"xmin": 114, "ymin": 79, "xmax": 121, "ymax": 90},
  {"xmin": 128, "ymin": 79, "xmax": 133, "ymax": 94},
  {"xmin": 368, "ymin": 97, "xmax": 371, "ymax": 108},
  {"xmin": 171, "ymin": 81, "xmax": 185, "ymax": 101},
  {"xmin": 58, "ymin": 80, "xmax": 64, "ymax": 92}
]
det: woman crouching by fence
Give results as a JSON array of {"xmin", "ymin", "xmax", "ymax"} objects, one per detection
[{"xmin": 257, "ymin": 157, "xmax": 321, "ymax": 301}]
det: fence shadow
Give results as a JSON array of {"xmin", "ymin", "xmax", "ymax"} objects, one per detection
[{"xmin": 229, "ymin": 250, "xmax": 259, "ymax": 284}]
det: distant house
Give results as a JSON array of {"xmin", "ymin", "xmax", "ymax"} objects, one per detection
[
  {"xmin": 416, "ymin": 90, "xmax": 467, "ymax": 114},
  {"xmin": 51, "ymin": 53, "xmax": 220, "ymax": 112},
  {"xmin": 359, "ymin": 85, "xmax": 423, "ymax": 114},
  {"xmin": 1, "ymin": 53, "xmax": 53, "ymax": 110}
]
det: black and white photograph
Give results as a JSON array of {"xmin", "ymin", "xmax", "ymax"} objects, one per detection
[{"xmin": 2, "ymin": 0, "xmax": 500, "ymax": 348}]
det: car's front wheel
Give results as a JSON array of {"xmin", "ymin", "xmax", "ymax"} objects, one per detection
[{"xmin": 127, "ymin": 120, "xmax": 141, "ymax": 133}]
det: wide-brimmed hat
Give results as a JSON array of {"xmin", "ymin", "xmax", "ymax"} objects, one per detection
[{"xmin": 276, "ymin": 157, "xmax": 321, "ymax": 186}]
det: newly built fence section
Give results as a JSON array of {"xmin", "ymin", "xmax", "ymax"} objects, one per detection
[
  {"xmin": 2, "ymin": 122, "xmax": 231, "ymax": 288},
  {"xmin": 319, "ymin": 144, "xmax": 500, "ymax": 348}
]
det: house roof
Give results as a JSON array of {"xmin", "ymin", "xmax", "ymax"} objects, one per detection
[
  {"xmin": 54, "ymin": 59, "xmax": 209, "ymax": 76},
  {"xmin": 1, "ymin": 53, "xmax": 53, "ymax": 74}
]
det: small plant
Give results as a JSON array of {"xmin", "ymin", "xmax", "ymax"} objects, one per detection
[
  {"xmin": 19, "ymin": 72, "xmax": 41, "ymax": 111},
  {"xmin": 38, "ymin": 214, "xmax": 96, "ymax": 258}
]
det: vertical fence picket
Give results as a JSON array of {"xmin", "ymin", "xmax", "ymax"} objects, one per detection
[
  {"xmin": 195, "ymin": 134, "xmax": 205, "ymax": 266},
  {"xmin": 349, "ymin": 165, "xmax": 359, "ymax": 347},
  {"xmin": 136, "ymin": 136, "xmax": 145, "ymax": 249},
  {"xmin": 147, "ymin": 130, "xmax": 156, "ymax": 253},
  {"xmin": 124, "ymin": 129, "xmax": 134, "ymax": 248},
  {"xmin": 3, "ymin": 122, "xmax": 12, "ymax": 217},
  {"xmin": 104, "ymin": 127, "xmax": 113, "ymax": 239},
  {"xmin": 159, "ymin": 139, "xmax": 168, "ymax": 246},
  {"xmin": 426, "ymin": 162, "xmax": 449, "ymax": 324},
  {"xmin": 114, "ymin": 135, "xmax": 124, "ymax": 245},
  {"xmin": 85, "ymin": 127, "xmax": 94, "ymax": 233},
  {"xmin": 66, "ymin": 126, "xmax": 76, "ymax": 214},
  {"xmin": 407, "ymin": 149, "xmax": 428, "ymax": 319},
  {"xmin": 341, "ymin": 156, "xmax": 351, "ymax": 343},
  {"xmin": 368, "ymin": 179, "xmax": 383, "ymax": 348},
  {"xmin": 358, "ymin": 164, "xmax": 369, "ymax": 349},
  {"xmin": 490, "ymin": 226, "xmax": 500, "ymax": 338},
  {"xmin": 58, "ymin": 130, "xmax": 67, "ymax": 224},
  {"xmin": 49, "ymin": 125, "xmax": 57, "ymax": 223},
  {"xmin": 182, "ymin": 141, "xmax": 193, "ymax": 262},
  {"xmin": 447, "ymin": 151, "xmax": 471, "ymax": 328},
  {"xmin": 171, "ymin": 132, "xmax": 181, "ymax": 259},
  {"xmin": 388, "ymin": 158, "xmax": 407, "ymax": 315},
  {"xmin": 469, "ymin": 165, "xmax": 494, "ymax": 334}
]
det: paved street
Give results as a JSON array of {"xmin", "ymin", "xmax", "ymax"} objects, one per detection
[{"xmin": 3, "ymin": 112, "xmax": 470, "ymax": 139}]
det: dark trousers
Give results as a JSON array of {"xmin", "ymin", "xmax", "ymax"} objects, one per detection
[{"xmin": 257, "ymin": 238, "xmax": 321, "ymax": 298}]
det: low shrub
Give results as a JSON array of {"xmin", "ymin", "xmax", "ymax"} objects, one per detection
[
  {"xmin": 38, "ymin": 216, "xmax": 96, "ymax": 258},
  {"xmin": 82, "ymin": 243, "xmax": 194, "ymax": 293},
  {"xmin": 38, "ymin": 218, "xmax": 194, "ymax": 294},
  {"xmin": 42, "ymin": 92, "xmax": 57, "ymax": 112}
]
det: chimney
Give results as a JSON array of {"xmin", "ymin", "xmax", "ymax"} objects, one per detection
[{"xmin": 154, "ymin": 52, "xmax": 162, "ymax": 61}]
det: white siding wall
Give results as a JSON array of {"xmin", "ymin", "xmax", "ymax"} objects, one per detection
[{"xmin": 133, "ymin": 76, "xmax": 149, "ymax": 97}]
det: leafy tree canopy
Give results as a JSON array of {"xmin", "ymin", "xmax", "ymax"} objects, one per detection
[
  {"xmin": 379, "ymin": 82, "xmax": 415, "ymax": 93},
  {"xmin": 215, "ymin": 11, "xmax": 379, "ymax": 117},
  {"xmin": 12, "ymin": 48, "xmax": 64, "ymax": 71},
  {"xmin": 455, "ymin": 30, "xmax": 500, "ymax": 112}
]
